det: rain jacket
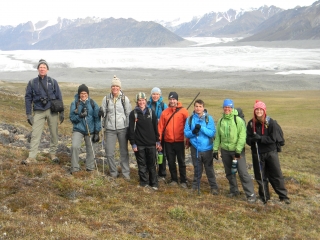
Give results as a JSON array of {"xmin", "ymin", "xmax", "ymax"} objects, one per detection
[
  {"xmin": 25, "ymin": 75, "xmax": 63, "ymax": 115},
  {"xmin": 158, "ymin": 102, "xmax": 189, "ymax": 143},
  {"xmin": 69, "ymin": 94, "xmax": 101, "ymax": 135},
  {"xmin": 147, "ymin": 96, "xmax": 168, "ymax": 121},
  {"xmin": 213, "ymin": 109, "xmax": 246, "ymax": 154},
  {"xmin": 184, "ymin": 110, "xmax": 216, "ymax": 152},
  {"xmin": 101, "ymin": 91, "xmax": 131, "ymax": 130}
]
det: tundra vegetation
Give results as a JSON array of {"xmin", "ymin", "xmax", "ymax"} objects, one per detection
[{"xmin": 0, "ymin": 81, "xmax": 319, "ymax": 239}]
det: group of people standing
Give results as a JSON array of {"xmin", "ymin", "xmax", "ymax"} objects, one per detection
[{"xmin": 23, "ymin": 59, "xmax": 290, "ymax": 204}]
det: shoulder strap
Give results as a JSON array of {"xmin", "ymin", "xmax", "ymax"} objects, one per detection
[
  {"xmin": 161, "ymin": 102, "xmax": 165, "ymax": 111},
  {"xmin": 163, "ymin": 107, "xmax": 182, "ymax": 134},
  {"xmin": 188, "ymin": 116, "xmax": 192, "ymax": 129},
  {"xmin": 234, "ymin": 115, "xmax": 237, "ymax": 126},
  {"xmin": 39, "ymin": 79, "xmax": 50, "ymax": 100},
  {"xmin": 121, "ymin": 92, "xmax": 126, "ymax": 113},
  {"xmin": 105, "ymin": 93, "xmax": 111, "ymax": 109},
  {"xmin": 134, "ymin": 109, "xmax": 138, "ymax": 132},
  {"xmin": 47, "ymin": 77, "xmax": 55, "ymax": 92},
  {"xmin": 205, "ymin": 115, "xmax": 209, "ymax": 125},
  {"xmin": 90, "ymin": 98, "xmax": 95, "ymax": 109},
  {"xmin": 134, "ymin": 108, "xmax": 152, "ymax": 132}
]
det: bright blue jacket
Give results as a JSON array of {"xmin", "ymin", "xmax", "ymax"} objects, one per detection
[
  {"xmin": 147, "ymin": 96, "xmax": 168, "ymax": 121},
  {"xmin": 184, "ymin": 111, "xmax": 216, "ymax": 152},
  {"xmin": 69, "ymin": 94, "xmax": 101, "ymax": 135}
]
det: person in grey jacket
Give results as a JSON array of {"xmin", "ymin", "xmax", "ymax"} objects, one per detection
[
  {"xmin": 99, "ymin": 76, "xmax": 132, "ymax": 180},
  {"xmin": 69, "ymin": 84, "xmax": 101, "ymax": 173}
]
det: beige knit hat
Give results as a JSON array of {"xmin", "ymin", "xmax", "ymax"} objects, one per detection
[{"xmin": 111, "ymin": 75, "xmax": 121, "ymax": 87}]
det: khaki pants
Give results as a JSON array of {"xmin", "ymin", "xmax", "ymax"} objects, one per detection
[{"xmin": 29, "ymin": 109, "xmax": 58, "ymax": 158}]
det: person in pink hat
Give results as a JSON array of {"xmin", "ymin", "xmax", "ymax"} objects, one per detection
[{"xmin": 246, "ymin": 100, "xmax": 290, "ymax": 204}]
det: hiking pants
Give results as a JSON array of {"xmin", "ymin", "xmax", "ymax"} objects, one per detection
[
  {"xmin": 190, "ymin": 146, "xmax": 218, "ymax": 190},
  {"xmin": 29, "ymin": 109, "xmax": 58, "ymax": 159},
  {"xmin": 221, "ymin": 149, "xmax": 255, "ymax": 198},
  {"xmin": 104, "ymin": 128, "xmax": 130, "ymax": 179},
  {"xmin": 164, "ymin": 141, "xmax": 187, "ymax": 184},
  {"xmin": 70, "ymin": 131, "xmax": 95, "ymax": 173},
  {"xmin": 134, "ymin": 145, "xmax": 158, "ymax": 187},
  {"xmin": 251, "ymin": 149, "xmax": 289, "ymax": 201}
]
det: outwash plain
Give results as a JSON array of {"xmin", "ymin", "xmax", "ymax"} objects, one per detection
[{"xmin": 0, "ymin": 40, "xmax": 319, "ymax": 239}]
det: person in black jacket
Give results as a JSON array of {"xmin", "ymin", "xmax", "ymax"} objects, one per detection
[
  {"xmin": 246, "ymin": 100, "xmax": 290, "ymax": 204},
  {"xmin": 128, "ymin": 92, "xmax": 161, "ymax": 190}
]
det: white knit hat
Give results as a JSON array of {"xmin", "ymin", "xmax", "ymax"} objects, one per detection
[
  {"xmin": 111, "ymin": 75, "xmax": 121, "ymax": 87},
  {"xmin": 151, "ymin": 87, "xmax": 161, "ymax": 95}
]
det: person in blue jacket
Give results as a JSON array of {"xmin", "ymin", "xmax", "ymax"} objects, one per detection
[
  {"xmin": 147, "ymin": 87, "xmax": 168, "ymax": 181},
  {"xmin": 184, "ymin": 99, "xmax": 219, "ymax": 195},
  {"xmin": 69, "ymin": 84, "xmax": 101, "ymax": 173}
]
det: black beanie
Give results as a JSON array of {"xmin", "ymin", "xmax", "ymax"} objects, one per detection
[
  {"xmin": 168, "ymin": 91, "xmax": 178, "ymax": 101},
  {"xmin": 78, "ymin": 84, "xmax": 89, "ymax": 95}
]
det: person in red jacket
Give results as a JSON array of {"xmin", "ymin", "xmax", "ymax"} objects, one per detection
[{"xmin": 158, "ymin": 92, "xmax": 189, "ymax": 188}]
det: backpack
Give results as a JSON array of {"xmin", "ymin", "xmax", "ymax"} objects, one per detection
[
  {"xmin": 266, "ymin": 116, "xmax": 285, "ymax": 152},
  {"xmin": 133, "ymin": 108, "xmax": 152, "ymax": 132}
]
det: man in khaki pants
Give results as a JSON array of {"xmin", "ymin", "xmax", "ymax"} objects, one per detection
[{"xmin": 22, "ymin": 59, "xmax": 64, "ymax": 164}]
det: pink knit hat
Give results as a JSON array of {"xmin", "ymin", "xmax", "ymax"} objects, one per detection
[{"xmin": 253, "ymin": 100, "xmax": 267, "ymax": 134}]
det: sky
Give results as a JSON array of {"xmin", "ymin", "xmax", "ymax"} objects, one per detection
[{"xmin": 0, "ymin": 0, "xmax": 317, "ymax": 26}]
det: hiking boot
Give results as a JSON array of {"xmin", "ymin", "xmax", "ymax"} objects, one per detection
[
  {"xmin": 21, "ymin": 157, "xmax": 36, "ymax": 165},
  {"xmin": 158, "ymin": 176, "xmax": 166, "ymax": 182},
  {"xmin": 168, "ymin": 181, "xmax": 178, "ymax": 186},
  {"xmin": 51, "ymin": 154, "xmax": 60, "ymax": 164},
  {"xmin": 211, "ymin": 189, "xmax": 219, "ymax": 195},
  {"xmin": 227, "ymin": 192, "xmax": 240, "ymax": 198},
  {"xmin": 152, "ymin": 186, "xmax": 159, "ymax": 191},
  {"xmin": 180, "ymin": 183, "xmax": 188, "ymax": 189},
  {"xmin": 247, "ymin": 195, "xmax": 256, "ymax": 203},
  {"xmin": 280, "ymin": 198, "xmax": 291, "ymax": 204}
]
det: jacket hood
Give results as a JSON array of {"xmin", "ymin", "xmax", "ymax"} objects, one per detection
[
  {"xmin": 223, "ymin": 108, "xmax": 238, "ymax": 119},
  {"xmin": 148, "ymin": 95, "xmax": 164, "ymax": 103}
]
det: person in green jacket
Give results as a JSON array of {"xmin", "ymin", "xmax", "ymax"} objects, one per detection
[{"xmin": 213, "ymin": 99, "xmax": 256, "ymax": 203}]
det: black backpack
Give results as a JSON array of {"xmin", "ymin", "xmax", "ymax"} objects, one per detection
[{"xmin": 266, "ymin": 116, "xmax": 285, "ymax": 152}]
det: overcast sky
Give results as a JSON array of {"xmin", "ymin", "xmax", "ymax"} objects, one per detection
[{"xmin": 1, "ymin": 0, "xmax": 317, "ymax": 26}]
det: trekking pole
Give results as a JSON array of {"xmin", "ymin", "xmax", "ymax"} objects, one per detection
[
  {"xmin": 101, "ymin": 117, "xmax": 105, "ymax": 176},
  {"xmin": 84, "ymin": 116, "xmax": 99, "ymax": 175},
  {"xmin": 186, "ymin": 92, "xmax": 200, "ymax": 110},
  {"xmin": 196, "ymin": 137, "xmax": 200, "ymax": 195},
  {"xmin": 254, "ymin": 135, "xmax": 267, "ymax": 204}
]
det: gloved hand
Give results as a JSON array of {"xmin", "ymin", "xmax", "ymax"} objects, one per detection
[
  {"xmin": 27, "ymin": 114, "xmax": 34, "ymax": 126},
  {"xmin": 192, "ymin": 124, "xmax": 201, "ymax": 135},
  {"xmin": 79, "ymin": 107, "xmax": 88, "ymax": 118},
  {"xmin": 59, "ymin": 111, "xmax": 64, "ymax": 124},
  {"xmin": 213, "ymin": 152, "xmax": 218, "ymax": 160},
  {"xmin": 92, "ymin": 132, "xmax": 100, "ymax": 143},
  {"xmin": 98, "ymin": 107, "xmax": 104, "ymax": 118},
  {"xmin": 235, "ymin": 152, "xmax": 241, "ymax": 159},
  {"xmin": 253, "ymin": 133, "xmax": 262, "ymax": 142}
]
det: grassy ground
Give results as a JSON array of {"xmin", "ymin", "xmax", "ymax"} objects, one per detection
[{"xmin": 0, "ymin": 81, "xmax": 319, "ymax": 239}]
